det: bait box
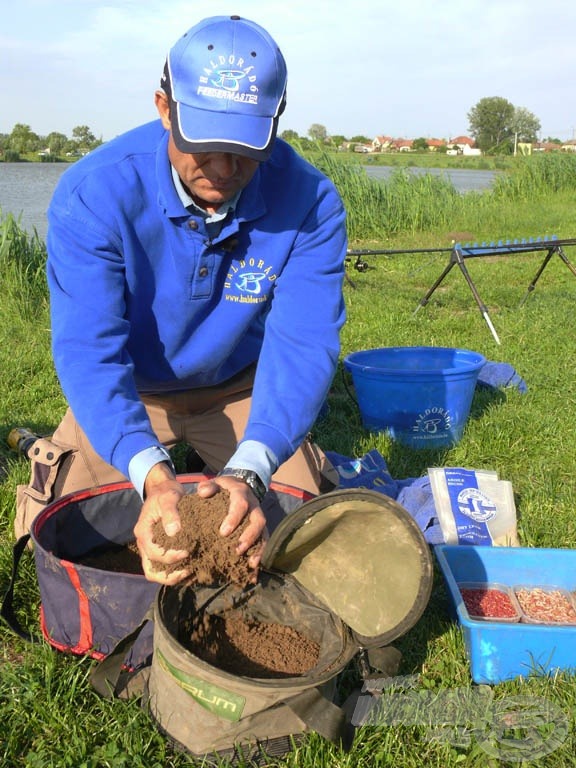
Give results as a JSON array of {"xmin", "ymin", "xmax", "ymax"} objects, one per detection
[
  {"xmin": 512, "ymin": 585, "xmax": 576, "ymax": 625},
  {"xmin": 435, "ymin": 544, "xmax": 576, "ymax": 683},
  {"xmin": 457, "ymin": 582, "xmax": 521, "ymax": 623}
]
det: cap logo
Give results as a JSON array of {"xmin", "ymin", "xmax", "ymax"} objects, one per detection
[{"xmin": 198, "ymin": 56, "xmax": 259, "ymax": 106}]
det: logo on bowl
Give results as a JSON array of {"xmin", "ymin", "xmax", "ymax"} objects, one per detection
[{"xmin": 413, "ymin": 406, "xmax": 452, "ymax": 435}]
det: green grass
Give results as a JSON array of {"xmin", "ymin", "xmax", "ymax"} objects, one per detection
[{"xmin": 3, "ymin": 156, "xmax": 576, "ymax": 766}]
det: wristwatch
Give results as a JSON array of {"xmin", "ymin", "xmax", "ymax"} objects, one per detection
[{"xmin": 217, "ymin": 468, "xmax": 267, "ymax": 503}]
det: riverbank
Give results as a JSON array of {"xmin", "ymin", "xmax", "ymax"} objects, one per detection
[
  {"xmin": 0, "ymin": 148, "xmax": 511, "ymax": 170},
  {"xmin": 324, "ymin": 151, "xmax": 576, "ymax": 243}
]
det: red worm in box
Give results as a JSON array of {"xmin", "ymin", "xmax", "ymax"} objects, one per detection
[{"xmin": 460, "ymin": 587, "xmax": 518, "ymax": 619}]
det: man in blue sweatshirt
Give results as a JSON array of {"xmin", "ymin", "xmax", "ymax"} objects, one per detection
[{"xmin": 15, "ymin": 15, "xmax": 347, "ymax": 583}]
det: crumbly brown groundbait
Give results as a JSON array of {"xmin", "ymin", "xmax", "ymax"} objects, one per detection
[{"xmin": 151, "ymin": 489, "xmax": 260, "ymax": 586}]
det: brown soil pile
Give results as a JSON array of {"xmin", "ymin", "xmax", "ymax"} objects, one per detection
[
  {"xmin": 186, "ymin": 611, "xmax": 320, "ymax": 678},
  {"xmin": 76, "ymin": 541, "xmax": 144, "ymax": 575},
  {"xmin": 151, "ymin": 489, "xmax": 259, "ymax": 587}
]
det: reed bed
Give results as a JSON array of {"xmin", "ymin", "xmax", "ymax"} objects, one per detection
[
  {"xmin": 312, "ymin": 154, "xmax": 466, "ymax": 239},
  {"xmin": 0, "ymin": 212, "xmax": 48, "ymax": 323},
  {"xmin": 0, "ymin": 211, "xmax": 46, "ymax": 273},
  {"xmin": 312, "ymin": 151, "xmax": 576, "ymax": 243},
  {"xmin": 492, "ymin": 153, "xmax": 576, "ymax": 201}
]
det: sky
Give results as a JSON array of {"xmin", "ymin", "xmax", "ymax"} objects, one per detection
[{"xmin": 2, "ymin": 0, "xmax": 575, "ymax": 144}]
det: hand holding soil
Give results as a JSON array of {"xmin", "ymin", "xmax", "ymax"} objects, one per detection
[{"xmin": 151, "ymin": 488, "xmax": 261, "ymax": 587}]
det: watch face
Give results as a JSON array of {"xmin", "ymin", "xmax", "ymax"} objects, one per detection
[{"xmin": 243, "ymin": 472, "xmax": 266, "ymax": 501}]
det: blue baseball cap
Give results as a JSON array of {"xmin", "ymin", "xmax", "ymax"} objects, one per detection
[{"xmin": 162, "ymin": 15, "xmax": 287, "ymax": 161}]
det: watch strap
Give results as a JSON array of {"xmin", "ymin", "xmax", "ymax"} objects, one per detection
[{"xmin": 217, "ymin": 468, "xmax": 267, "ymax": 503}]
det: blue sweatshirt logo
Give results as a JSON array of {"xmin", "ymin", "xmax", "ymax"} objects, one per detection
[{"xmin": 224, "ymin": 259, "xmax": 277, "ymax": 301}]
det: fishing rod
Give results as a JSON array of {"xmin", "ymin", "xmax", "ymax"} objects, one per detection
[{"xmin": 346, "ymin": 236, "xmax": 576, "ymax": 272}]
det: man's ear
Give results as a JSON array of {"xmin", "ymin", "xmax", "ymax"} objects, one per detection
[{"xmin": 155, "ymin": 90, "xmax": 171, "ymax": 130}]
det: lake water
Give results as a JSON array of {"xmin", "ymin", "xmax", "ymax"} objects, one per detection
[
  {"xmin": 364, "ymin": 165, "xmax": 500, "ymax": 192},
  {"xmin": 0, "ymin": 163, "xmax": 69, "ymax": 240},
  {"xmin": 0, "ymin": 162, "xmax": 499, "ymax": 241}
]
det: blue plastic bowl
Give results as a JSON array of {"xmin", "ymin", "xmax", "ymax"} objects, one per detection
[{"xmin": 344, "ymin": 346, "xmax": 486, "ymax": 448}]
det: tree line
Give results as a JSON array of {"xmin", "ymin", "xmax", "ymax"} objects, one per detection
[
  {"xmin": 0, "ymin": 124, "xmax": 103, "ymax": 162},
  {"xmin": 286, "ymin": 97, "xmax": 552, "ymax": 155},
  {"xmin": 0, "ymin": 96, "xmax": 557, "ymax": 162}
]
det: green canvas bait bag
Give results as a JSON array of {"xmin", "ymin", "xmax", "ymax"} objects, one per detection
[{"xmin": 93, "ymin": 488, "xmax": 433, "ymax": 765}]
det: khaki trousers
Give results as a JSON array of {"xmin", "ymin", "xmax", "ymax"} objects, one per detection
[{"xmin": 15, "ymin": 366, "xmax": 337, "ymax": 539}]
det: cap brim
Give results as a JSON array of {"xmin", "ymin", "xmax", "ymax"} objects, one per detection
[{"xmin": 171, "ymin": 99, "xmax": 278, "ymax": 162}]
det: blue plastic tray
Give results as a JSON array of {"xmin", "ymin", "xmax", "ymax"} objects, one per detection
[{"xmin": 435, "ymin": 545, "xmax": 576, "ymax": 683}]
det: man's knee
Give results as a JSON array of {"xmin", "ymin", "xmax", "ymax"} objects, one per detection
[{"xmin": 272, "ymin": 439, "xmax": 339, "ymax": 497}]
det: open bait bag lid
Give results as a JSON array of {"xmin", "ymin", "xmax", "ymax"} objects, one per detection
[{"xmin": 261, "ymin": 488, "xmax": 433, "ymax": 648}]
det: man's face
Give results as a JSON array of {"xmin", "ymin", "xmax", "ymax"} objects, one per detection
[
  {"xmin": 155, "ymin": 90, "xmax": 259, "ymax": 213},
  {"xmin": 167, "ymin": 136, "xmax": 259, "ymax": 213}
]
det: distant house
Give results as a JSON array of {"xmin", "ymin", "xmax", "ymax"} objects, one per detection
[
  {"xmin": 371, "ymin": 135, "xmax": 394, "ymax": 152},
  {"xmin": 533, "ymin": 141, "xmax": 562, "ymax": 152},
  {"xmin": 393, "ymin": 139, "xmax": 414, "ymax": 152},
  {"xmin": 450, "ymin": 135, "xmax": 475, "ymax": 149},
  {"xmin": 369, "ymin": 133, "xmax": 486, "ymax": 154},
  {"xmin": 561, "ymin": 140, "xmax": 576, "ymax": 152},
  {"xmin": 425, "ymin": 138, "xmax": 446, "ymax": 151},
  {"xmin": 517, "ymin": 140, "xmax": 567, "ymax": 155},
  {"xmin": 446, "ymin": 135, "xmax": 481, "ymax": 155}
]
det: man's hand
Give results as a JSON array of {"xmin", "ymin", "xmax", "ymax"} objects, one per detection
[
  {"xmin": 197, "ymin": 475, "xmax": 268, "ymax": 571},
  {"xmin": 134, "ymin": 463, "xmax": 268, "ymax": 584},
  {"xmin": 134, "ymin": 462, "xmax": 190, "ymax": 585}
]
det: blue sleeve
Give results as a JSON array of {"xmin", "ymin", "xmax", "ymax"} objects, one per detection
[
  {"xmin": 240, "ymin": 183, "xmax": 347, "ymax": 464},
  {"xmin": 223, "ymin": 440, "xmax": 278, "ymax": 489},
  {"xmin": 46, "ymin": 182, "xmax": 160, "ymax": 478},
  {"xmin": 129, "ymin": 446, "xmax": 175, "ymax": 499}
]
